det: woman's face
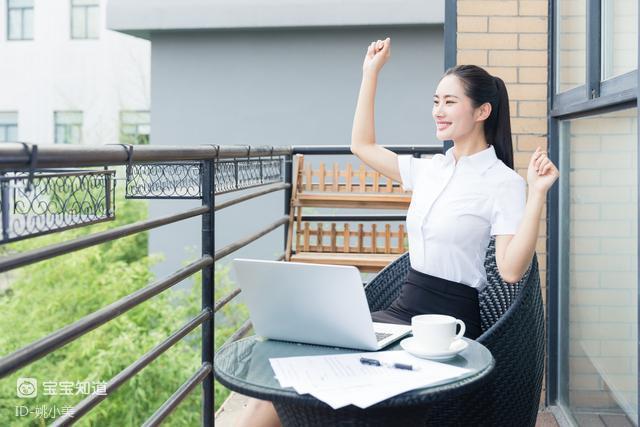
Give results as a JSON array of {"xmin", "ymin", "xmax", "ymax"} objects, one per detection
[{"xmin": 432, "ymin": 74, "xmax": 484, "ymax": 142}]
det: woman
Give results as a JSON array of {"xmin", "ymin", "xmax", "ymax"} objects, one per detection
[
  {"xmin": 356, "ymin": 37, "xmax": 559, "ymax": 340},
  {"xmin": 236, "ymin": 37, "xmax": 559, "ymax": 427}
]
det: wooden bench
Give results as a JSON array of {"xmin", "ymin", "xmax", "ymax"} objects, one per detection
[{"xmin": 285, "ymin": 154, "xmax": 410, "ymax": 272}]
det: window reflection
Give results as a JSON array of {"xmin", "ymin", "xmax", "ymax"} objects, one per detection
[
  {"xmin": 556, "ymin": 0, "xmax": 587, "ymax": 92},
  {"xmin": 601, "ymin": 0, "xmax": 637, "ymax": 80},
  {"xmin": 560, "ymin": 109, "xmax": 638, "ymax": 426}
]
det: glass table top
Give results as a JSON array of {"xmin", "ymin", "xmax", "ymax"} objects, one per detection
[{"xmin": 214, "ymin": 335, "xmax": 494, "ymax": 399}]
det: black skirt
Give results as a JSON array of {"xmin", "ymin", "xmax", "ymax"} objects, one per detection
[{"xmin": 370, "ymin": 267, "xmax": 482, "ymax": 340}]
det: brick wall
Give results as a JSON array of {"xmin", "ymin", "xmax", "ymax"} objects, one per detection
[{"xmin": 456, "ymin": 0, "xmax": 549, "ymax": 407}]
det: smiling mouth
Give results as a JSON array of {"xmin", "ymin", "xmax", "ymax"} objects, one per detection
[{"xmin": 437, "ymin": 122, "xmax": 452, "ymax": 130}]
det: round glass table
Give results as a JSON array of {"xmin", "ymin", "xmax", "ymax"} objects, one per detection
[{"xmin": 214, "ymin": 336, "xmax": 495, "ymax": 426}]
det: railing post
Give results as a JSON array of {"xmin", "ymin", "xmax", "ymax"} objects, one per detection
[
  {"xmin": 1, "ymin": 173, "xmax": 9, "ymax": 243},
  {"xmin": 202, "ymin": 160, "xmax": 214, "ymax": 427},
  {"xmin": 283, "ymin": 154, "xmax": 292, "ymax": 251}
]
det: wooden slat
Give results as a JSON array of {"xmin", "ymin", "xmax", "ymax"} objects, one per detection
[
  {"xmin": 296, "ymin": 192, "xmax": 410, "ymax": 209},
  {"xmin": 358, "ymin": 164, "xmax": 366, "ymax": 192},
  {"xmin": 296, "ymin": 155, "xmax": 305, "ymax": 194},
  {"xmin": 385, "ymin": 224, "xmax": 391, "ymax": 254},
  {"xmin": 286, "ymin": 158, "xmax": 411, "ymax": 269},
  {"xmin": 305, "ymin": 164, "xmax": 312, "ymax": 191},
  {"xmin": 318, "ymin": 163, "xmax": 325, "ymax": 192},
  {"xmin": 343, "ymin": 223, "xmax": 350, "ymax": 253},
  {"xmin": 290, "ymin": 252, "xmax": 401, "ymax": 273},
  {"xmin": 371, "ymin": 224, "xmax": 377, "ymax": 253},
  {"xmin": 330, "ymin": 223, "xmax": 337, "ymax": 252},
  {"xmin": 285, "ymin": 156, "xmax": 304, "ymax": 261},
  {"xmin": 303, "ymin": 222, "xmax": 310, "ymax": 251},
  {"xmin": 295, "ymin": 207, "xmax": 303, "ymax": 251},
  {"xmin": 317, "ymin": 222, "xmax": 323, "ymax": 252},
  {"xmin": 296, "ymin": 222, "xmax": 409, "ymax": 253}
]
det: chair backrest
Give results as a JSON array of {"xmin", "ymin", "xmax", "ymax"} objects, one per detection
[
  {"xmin": 364, "ymin": 237, "xmax": 545, "ymax": 426},
  {"xmin": 479, "ymin": 237, "xmax": 533, "ymax": 332}
]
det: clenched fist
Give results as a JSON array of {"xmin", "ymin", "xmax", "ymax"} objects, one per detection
[{"xmin": 362, "ymin": 37, "xmax": 391, "ymax": 76}]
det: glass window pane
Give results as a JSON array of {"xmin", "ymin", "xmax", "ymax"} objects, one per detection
[
  {"xmin": 55, "ymin": 126, "xmax": 65, "ymax": 144},
  {"xmin": 0, "ymin": 112, "xmax": 18, "ymax": 125},
  {"xmin": 0, "ymin": 127, "xmax": 7, "ymax": 142},
  {"xmin": 601, "ymin": 0, "xmax": 637, "ymax": 80},
  {"xmin": 55, "ymin": 111, "xmax": 82, "ymax": 125},
  {"xmin": 8, "ymin": 9, "xmax": 22, "ymax": 40},
  {"xmin": 121, "ymin": 111, "xmax": 148, "ymax": 124},
  {"xmin": 121, "ymin": 125, "xmax": 136, "ymax": 134},
  {"xmin": 9, "ymin": 0, "xmax": 34, "ymax": 7},
  {"xmin": 120, "ymin": 110, "xmax": 150, "ymax": 144},
  {"xmin": 72, "ymin": 0, "xmax": 98, "ymax": 5},
  {"xmin": 86, "ymin": 6, "xmax": 99, "ymax": 39},
  {"xmin": 556, "ymin": 0, "xmax": 587, "ymax": 92},
  {"xmin": 71, "ymin": 8, "xmax": 86, "ymax": 39},
  {"xmin": 22, "ymin": 8, "xmax": 33, "ymax": 40},
  {"xmin": 7, "ymin": 126, "xmax": 18, "ymax": 141},
  {"xmin": 559, "ymin": 108, "xmax": 638, "ymax": 425},
  {"xmin": 70, "ymin": 126, "xmax": 81, "ymax": 144}
]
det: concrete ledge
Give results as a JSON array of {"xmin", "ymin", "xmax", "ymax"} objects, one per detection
[
  {"xmin": 215, "ymin": 392, "xmax": 250, "ymax": 427},
  {"xmin": 107, "ymin": 0, "xmax": 444, "ymax": 38}
]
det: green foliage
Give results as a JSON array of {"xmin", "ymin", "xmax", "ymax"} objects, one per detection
[
  {"xmin": 0, "ymin": 191, "xmax": 205, "ymax": 426},
  {"xmin": 213, "ymin": 263, "xmax": 251, "ymax": 413}
]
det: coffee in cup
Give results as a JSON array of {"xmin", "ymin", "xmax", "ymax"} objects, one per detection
[{"xmin": 411, "ymin": 314, "xmax": 465, "ymax": 352}]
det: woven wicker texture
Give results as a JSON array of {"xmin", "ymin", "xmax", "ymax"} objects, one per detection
[
  {"xmin": 217, "ymin": 237, "xmax": 544, "ymax": 426},
  {"xmin": 358, "ymin": 236, "xmax": 545, "ymax": 427}
]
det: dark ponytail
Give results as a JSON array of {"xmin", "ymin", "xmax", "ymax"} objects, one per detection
[{"xmin": 442, "ymin": 65, "xmax": 514, "ymax": 169}]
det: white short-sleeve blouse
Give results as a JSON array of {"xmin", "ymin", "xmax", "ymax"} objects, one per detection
[{"xmin": 397, "ymin": 145, "xmax": 526, "ymax": 291}]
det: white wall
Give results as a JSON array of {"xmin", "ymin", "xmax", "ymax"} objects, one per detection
[
  {"xmin": 106, "ymin": 0, "xmax": 444, "ymax": 36},
  {"xmin": 145, "ymin": 25, "xmax": 445, "ymax": 279},
  {"xmin": 0, "ymin": 0, "xmax": 150, "ymax": 145}
]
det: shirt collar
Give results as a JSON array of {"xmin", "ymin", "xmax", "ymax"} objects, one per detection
[{"xmin": 444, "ymin": 144, "xmax": 499, "ymax": 174}]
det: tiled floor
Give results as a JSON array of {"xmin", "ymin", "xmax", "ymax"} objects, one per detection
[
  {"xmin": 536, "ymin": 409, "xmax": 561, "ymax": 427},
  {"xmin": 216, "ymin": 392, "xmax": 564, "ymax": 427},
  {"xmin": 573, "ymin": 412, "xmax": 635, "ymax": 427}
]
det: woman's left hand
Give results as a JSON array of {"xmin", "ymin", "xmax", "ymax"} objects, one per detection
[{"xmin": 527, "ymin": 146, "xmax": 559, "ymax": 194}]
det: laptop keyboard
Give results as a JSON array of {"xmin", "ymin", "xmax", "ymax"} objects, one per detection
[{"xmin": 375, "ymin": 332, "xmax": 393, "ymax": 342}]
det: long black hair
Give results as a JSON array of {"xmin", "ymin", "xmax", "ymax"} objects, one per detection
[{"xmin": 443, "ymin": 65, "xmax": 514, "ymax": 169}]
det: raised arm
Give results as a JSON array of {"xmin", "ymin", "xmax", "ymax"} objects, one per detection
[
  {"xmin": 350, "ymin": 37, "xmax": 402, "ymax": 183},
  {"xmin": 495, "ymin": 147, "xmax": 560, "ymax": 283}
]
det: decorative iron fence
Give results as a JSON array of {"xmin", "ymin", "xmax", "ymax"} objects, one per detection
[
  {"xmin": 0, "ymin": 142, "xmax": 439, "ymax": 425},
  {"xmin": 0, "ymin": 143, "xmax": 291, "ymax": 427}
]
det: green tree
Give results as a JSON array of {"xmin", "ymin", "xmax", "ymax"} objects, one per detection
[
  {"xmin": 0, "ymin": 193, "xmax": 205, "ymax": 426},
  {"xmin": 213, "ymin": 263, "xmax": 250, "ymax": 413}
]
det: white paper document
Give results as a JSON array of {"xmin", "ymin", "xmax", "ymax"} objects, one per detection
[{"xmin": 269, "ymin": 351, "xmax": 473, "ymax": 409}]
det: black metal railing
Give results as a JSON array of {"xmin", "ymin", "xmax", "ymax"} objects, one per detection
[
  {"xmin": 0, "ymin": 143, "xmax": 291, "ymax": 426},
  {"xmin": 0, "ymin": 142, "xmax": 440, "ymax": 425}
]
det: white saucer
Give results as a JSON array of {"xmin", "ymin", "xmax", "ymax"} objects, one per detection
[{"xmin": 400, "ymin": 337, "xmax": 469, "ymax": 360}]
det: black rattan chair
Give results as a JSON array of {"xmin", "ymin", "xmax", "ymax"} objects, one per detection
[{"xmin": 363, "ymin": 237, "xmax": 545, "ymax": 426}]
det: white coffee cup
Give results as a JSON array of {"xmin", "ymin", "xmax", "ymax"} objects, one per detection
[{"xmin": 411, "ymin": 314, "xmax": 466, "ymax": 352}]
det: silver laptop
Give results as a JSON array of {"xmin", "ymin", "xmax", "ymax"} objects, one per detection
[{"xmin": 232, "ymin": 259, "xmax": 412, "ymax": 351}]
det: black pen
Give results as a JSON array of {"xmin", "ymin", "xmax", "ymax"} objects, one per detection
[{"xmin": 359, "ymin": 357, "xmax": 420, "ymax": 371}]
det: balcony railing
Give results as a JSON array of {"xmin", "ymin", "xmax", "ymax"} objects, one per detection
[{"xmin": 0, "ymin": 142, "xmax": 439, "ymax": 425}]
